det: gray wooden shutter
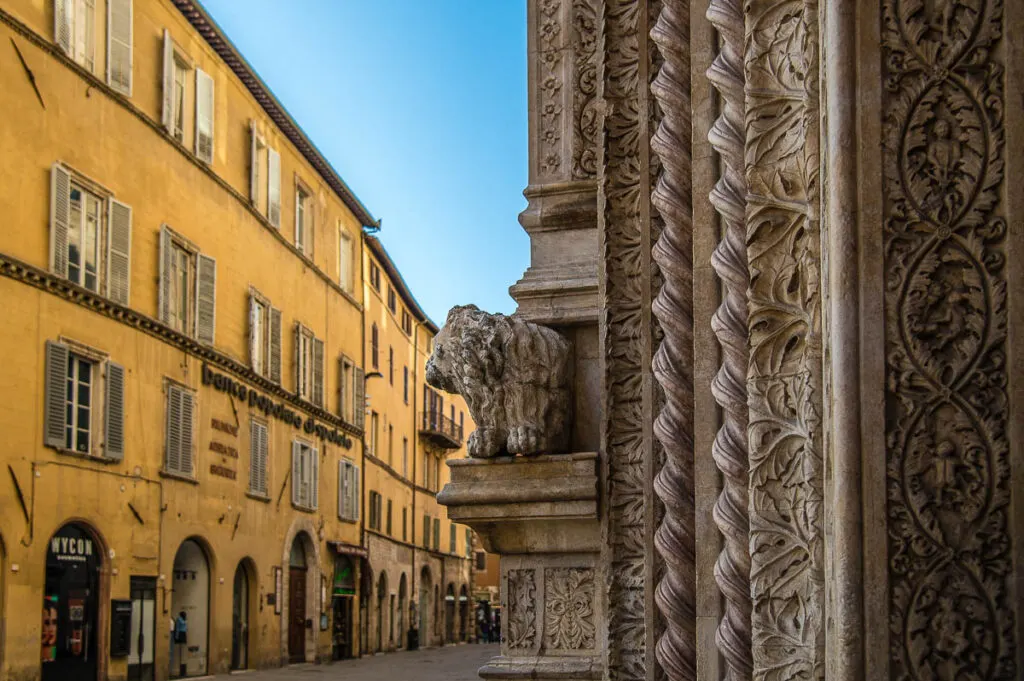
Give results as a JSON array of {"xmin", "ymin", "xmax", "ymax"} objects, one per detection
[
  {"xmin": 353, "ymin": 366, "xmax": 365, "ymax": 430},
  {"xmin": 44, "ymin": 340, "xmax": 69, "ymax": 448},
  {"xmin": 352, "ymin": 465, "xmax": 360, "ymax": 520},
  {"xmin": 249, "ymin": 120, "xmax": 259, "ymax": 206},
  {"xmin": 269, "ymin": 307, "xmax": 282, "ymax": 384},
  {"xmin": 106, "ymin": 0, "xmax": 133, "ymax": 95},
  {"xmin": 54, "ymin": 0, "xmax": 71, "ymax": 55},
  {"xmin": 248, "ymin": 295, "xmax": 258, "ymax": 372},
  {"xmin": 291, "ymin": 441, "xmax": 302, "ymax": 506},
  {"xmin": 158, "ymin": 226, "xmax": 172, "ymax": 324},
  {"xmin": 180, "ymin": 389, "xmax": 194, "ymax": 474},
  {"xmin": 268, "ymin": 148, "xmax": 281, "ymax": 227},
  {"xmin": 195, "ymin": 254, "xmax": 216, "ymax": 344},
  {"xmin": 337, "ymin": 356, "xmax": 347, "ymax": 419},
  {"xmin": 312, "ymin": 337, "xmax": 325, "ymax": 407},
  {"xmin": 310, "ymin": 446, "xmax": 319, "ymax": 510},
  {"xmin": 104, "ymin": 361, "xmax": 126, "ymax": 461},
  {"xmin": 165, "ymin": 385, "xmax": 183, "ymax": 473},
  {"xmin": 50, "ymin": 164, "xmax": 71, "ymax": 278},
  {"xmin": 106, "ymin": 198, "xmax": 132, "ymax": 305},
  {"xmin": 249, "ymin": 419, "xmax": 260, "ymax": 492},
  {"xmin": 195, "ymin": 69, "xmax": 215, "ymax": 163},
  {"xmin": 258, "ymin": 423, "xmax": 269, "ymax": 494},
  {"xmin": 161, "ymin": 29, "xmax": 173, "ymax": 131},
  {"xmin": 338, "ymin": 461, "xmax": 347, "ymax": 518},
  {"xmin": 294, "ymin": 324, "xmax": 303, "ymax": 395}
]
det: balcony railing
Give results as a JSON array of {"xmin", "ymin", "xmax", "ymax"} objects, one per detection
[{"xmin": 419, "ymin": 411, "xmax": 464, "ymax": 450}]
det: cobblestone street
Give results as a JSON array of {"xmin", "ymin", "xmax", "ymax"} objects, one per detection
[{"xmin": 224, "ymin": 644, "xmax": 499, "ymax": 681}]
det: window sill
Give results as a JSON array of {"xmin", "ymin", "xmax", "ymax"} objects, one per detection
[
  {"xmin": 49, "ymin": 446, "xmax": 120, "ymax": 464},
  {"xmin": 337, "ymin": 515, "xmax": 359, "ymax": 524},
  {"xmin": 291, "ymin": 503, "xmax": 317, "ymax": 514},
  {"xmin": 246, "ymin": 491, "xmax": 271, "ymax": 503},
  {"xmin": 160, "ymin": 470, "xmax": 199, "ymax": 484}
]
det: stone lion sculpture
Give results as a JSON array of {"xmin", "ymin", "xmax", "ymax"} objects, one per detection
[{"xmin": 425, "ymin": 304, "xmax": 571, "ymax": 458}]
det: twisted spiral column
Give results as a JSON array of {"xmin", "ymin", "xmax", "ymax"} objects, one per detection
[
  {"xmin": 650, "ymin": 2, "xmax": 695, "ymax": 681},
  {"xmin": 706, "ymin": 0, "xmax": 752, "ymax": 679}
]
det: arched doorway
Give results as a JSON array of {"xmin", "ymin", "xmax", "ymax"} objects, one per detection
[
  {"xmin": 376, "ymin": 572, "xmax": 388, "ymax": 652},
  {"xmin": 231, "ymin": 560, "xmax": 255, "ymax": 670},
  {"xmin": 418, "ymin": 566, "xmax": 432, "ymax": 646},
  {"xmin": 170, "ymin": 538, "xmax": 210, "ymax": 678},
  {"xmin": 42, "ymin": 523, "xmax": 103, "ymax": 681},
  {"xmin": 331, "ymin": 554, "xmax": 355, "ymax": 660},
  {"xmin": 445, "ymin": 584, "xmax": 456, "ymax": 643},
  {"xmin": 287, "ymin": 535, "xmax": 309, "ymax": 663},
  {"xmin": 459, "ymin": 585, "xmax": 469, "ymax": 641},
  {"xmin": 397, "ymin": 574, "xmax": 407, "ymax": 650}
]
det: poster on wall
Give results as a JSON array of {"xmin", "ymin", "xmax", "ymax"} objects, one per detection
[{"xmin": 42, "ymin": 595, "xmax": 58, "ymax": 663}]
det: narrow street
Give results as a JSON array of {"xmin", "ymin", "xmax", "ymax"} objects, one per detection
[{"xmin": 224, "ymin": 644, "xmax": 500, "ymax": 681}]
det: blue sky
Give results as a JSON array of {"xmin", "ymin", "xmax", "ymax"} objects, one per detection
[{"xmin": 199, "ymin": 0, "xmax": 529, "ymax": 323}]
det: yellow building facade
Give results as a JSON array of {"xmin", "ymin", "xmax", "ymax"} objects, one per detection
[
  {"xmin": 0, "ymin": 0, "xmax": 377, "ymax": 679},
  {"xmin": 361, "ymin": 235, "xmax": 476, "ymax": 653}
]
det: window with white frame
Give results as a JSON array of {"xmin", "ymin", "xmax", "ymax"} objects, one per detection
[
  {"xmin": 249, "ymin": 290, "xmax": 281, "ymax": 382},
  {"xmin": 49, "ymin": 164, "xmax": 132, "ymax": 305},
  {"xmin": 369, "ymin": 411, "xmax": 379, "ymax": 457},
  {"xmin": 159, "ymin": 225, "xmax": 216, "ymax": 344},
  {"xmin": 161, "ymin": 31, "xmax": 191, "ymax": 144},
  {"xmin": 295, "ymin": 182, "xmax": 312, "ymax": 255},
  {"xmin": 338, "ymin": 459, "xmax": 359, "ymax": 521},
  {"xmin": 291, "ymin": 440, "xmax": 318, "ymax": 510},
  {"xmin": 43, "ymin": 340, "xmax": 124, "ymax": 461},
  {"xmin": 54, "ymin": 0, "xmax": 96, "ymax": 73},
  {"xmin": 338, "ymin": 228, "xmax": 354, "ymax": 293},
  {"xmin": 249, "ymin": 418, "xmax": 269, "ymax": 496},
  {"xmin": 294, "ymin": 324, "xmax": 324, "ymax": 406},
  {"xmin": 164, "ymin": 381, "xmax": 195, "ymax": 477},
  {"xmin": 194, "ymin": 69, "xmax": 214, "ymax": 163},
  {"xmin": 387, "ymin": 285, "xmax": 397, "ymax": 314},
  {"xmin": 368, "ymin": 491, "xmax": 382, "ymax": 531}
]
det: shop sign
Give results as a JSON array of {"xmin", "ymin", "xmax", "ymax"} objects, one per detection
[
  {"xmin": 50, "ymin": 535, "xmax": 94, "ymax": 562},
  {"xmin": 202, "ymin": 364, "xmax": 353, "ymax": 449},
  {"xmin": 209, "ymin": 464, "xmax": 236, "ymax": 480}
]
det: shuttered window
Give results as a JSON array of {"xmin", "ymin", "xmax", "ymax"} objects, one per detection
[
  {"xmin": 423, "ymin": 515, "xmax": 430, "ymax": 549},
  {"xmin": 353, "ymin": 366, "xmax": 365, "ymax": 430},
  {"xmin": 106, "ymin": 198, "xmax": 132, "ymax": 304},
  {"xmin": 386, "ymin": 499, "xmax": 393, "ymax": 536},
  {"xmin": 269, "ymin": 307, "xmax": 283, "ymax": 384},
  {"xmin": 249, "ymin": 293, "xmax": 268, "ymax": 376},
  {"xmin": 291, "ymin": 440, "xmax": 318, "ymax": 510},
  {"xmin": 268, "ymin": 148, "xmax": 281, "ymax": 227},
  {"xmin": 368, "ymin": 491, "xmax": 380, "ymax": 531},
  {"xmin": 338, "ymin": 356, "xmax": 354, "ymax": 422},
  {"xmin": 312, "ymin": 337, "xmax": 325, "ymax": 408},
  {"xmin": 106, "ymin": 0, "xmax": 132, "ymax": 95},
  {"xmin": 54, "ymin": 0, "xmax": 96, "ymax": 72},
  {"xmin": 159, "ymin": 226, "xmax": 215, "ymax": 344},
  {"xmin": 449, "ymin": 524, "xmax": 456, "ymax": 554},
  {"xmin": 43, "ymin": 340, "xmax": 123, "ymax": 461},
  {"xmin": 194, "ymin": 69, "xmax": 214, "ymax": 163},
  {"xmin": 164, "ymin": 383, "xmax": 194, "ymax": 476},
  {"xmin": 465, "ymin": 529, "xmax": 473, "ymax": 558},
  {"xmin": 294, "ymin": 325, "xmax": 324, "ymax": 406},
  {"xmin": 338, "ymin": 459, "xmax": 359, "ymax": 521},
  {"xmin": 249, "ymin": 121, "xmax": 264, "ymax": 211},
  {"xmin": 249, "ymin": 418, "xmax": 269, "ymax": 496},
  {"xmin": 433, "ymin": 518, "xmax": 440, "ymax": 551},
  {"xmin": 161, "ymin": 31, "xmax": 188, "ymax": 143},
  {"xmin": 295, "ymin": 183, "xmax": 311, "ymax": 255},
  {"xmin": 370, "ymin": 324, "xmax": 379, "ymax": 369},
  {"xmin": 339, "ymin": 228, "xmax": 353, "ymax": 293}
]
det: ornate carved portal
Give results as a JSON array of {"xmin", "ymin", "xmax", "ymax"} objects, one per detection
[{"xmin": 881, "ymin": 1, "xmax": 1017, "ymax": 679}]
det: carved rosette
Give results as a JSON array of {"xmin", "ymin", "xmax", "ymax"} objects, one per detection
[
  {"xmin": 602, "ymin": 1, "xmax": 665, "ymax": 679},
  {"xmin": 706, "ymin": 0, "xmax": 752, "ymax": 678},
  {"xmin": 742, "ymin": 2, "xmax": 824, "ymax": 680},
  {"xmin": 544, "ymin": 568, "xmax": 597, "ymax": 650},
  {"xmin": 507, "ymin": 569, "xmax": 538, "ymax": 650},
  {"xmin": 881, "ymin": 1, "xmax": 1017, "ymax": 679},
  {"xmin": 650, "ymin": 1, "xmax": 696, "ymax": 681}
]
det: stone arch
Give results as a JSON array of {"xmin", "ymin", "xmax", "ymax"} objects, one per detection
[
  {"xmin": 279, "ymin": 517, "xmax": 321, "ymax": 664},
  {"xmin": 170, "ymin": 536, "xmax": 214, "ymax": 678},
  {"xmin": 418, "ymin": 565, "xmax": 433, "ymax": 645},
  {"xmin": 42, "ymin": 520, "xmax": 110, "ymax": 681},
  {"xmin": 397, "ymin": 573, "xmax": 408, "ymax": 649},
  {"xmin": 231, "ymin": 557, "xmax": 258, "ymax": 670},
  {"xmin": 376, "ymin": 570, "xmax": 388, "ymax": 652},
  {"xmin": 445, "ymin": 582, "xmax": 456, "ymax": 643}
]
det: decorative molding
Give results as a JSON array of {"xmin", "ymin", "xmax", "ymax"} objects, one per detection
[
  {"xmin": 571, "ymin": 0, "xmax": 601, "ymax": 179},
  {"xmin": 0, "ymin": 253, "xmax": 363, "ymax": 438},
  {"xmin": 537, "ymin": 0, "xmax": 566, "ymax": 178},
  {"xmin": 507, "ymin": 569, "xmax": 538, "ymax": 650},
  {"xmin": 544, "ymin": 567, "xmax": 596, "ymax": 650},
  {"xmin": 706, "ymin": 0, "xmax": 752, "ymax": 677},
  {"xmin": 881, "ymin": 1, "xmax": 1017, "ymax": 680},
  {"xmin": 742, "ymin": 2, "xmax": 824, "ymax": 680},
  {"xmin": 602, "ymin": 0, "xmax": 664, "ymax": 678},
  {"xmin": 650, "ymin": 1, "xmax": 696, "ymax": 681}
]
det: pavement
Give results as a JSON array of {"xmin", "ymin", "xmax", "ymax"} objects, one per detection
[{"xmin": 224, "ymin": 644, "xmax": 500, "ymax": 680}]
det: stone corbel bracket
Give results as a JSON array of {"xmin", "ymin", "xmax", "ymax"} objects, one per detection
[{"xmin": 438, "ymin": 452, "xmax": 599, "ymax": 554}]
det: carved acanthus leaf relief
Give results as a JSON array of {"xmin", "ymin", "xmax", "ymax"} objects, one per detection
[
  {"xmin": 571, "ymin": 0, "xmax": 600, "ymax": 179},
  {"xmin": 538, "ymin": 0, "xmax": 564, "ymax": 177},
  {"xmin": 544, "ymin": 568, "xmax": 596, "ymax": 650},
  {"xmin": 742, "ymin": 2, "xmax": 823, "ymax": 680},
  {"xmin": 881, "ymin": 1, "xmax": 1017, "ymax": 679},
  {"xmin": 507, "ymin": 569, "xmax": 538, "ymax": 650},
  {"xmin": 603, "ymin": 1, "xmax": 663, "ymax": 678},
  {"xmin": 650, "ymin": 1, "xmax": 696, "ymax": 681},
  {"xmin": 706, "ymin": 0, "xmax": 752, "ymax": 677}
]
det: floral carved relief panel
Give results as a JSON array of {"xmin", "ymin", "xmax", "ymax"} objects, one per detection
[
  {"xmin": 742, "ymin": 1, "xmax": 824, "ymax": 680},
  {"xmin": 507, "ymin": 569, "xmax": 538, "ymax": 650},
  {"xmin": 881, "ymin": 1, "xmax": 1018, "ymax": 679},
  {"xmin": 544, "ymin": 568, "xmax": 597, "ymax": 650},
  {"xmin": 537, "ymin": 0, "xmax": 566, "ymax": 178}
]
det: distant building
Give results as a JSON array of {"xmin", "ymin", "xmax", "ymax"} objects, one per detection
[{"xmin": 361, "ymin": 235, "xmax": 476, "ymax": 652}]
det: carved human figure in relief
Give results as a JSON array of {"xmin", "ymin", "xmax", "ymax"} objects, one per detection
[{"xmin": 425, "ymin": 304, "xmax": 571, "ymax": 458}]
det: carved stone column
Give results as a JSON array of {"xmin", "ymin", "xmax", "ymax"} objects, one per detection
[
  {"xmin": 439, "ymin": 454, "xmax": 603, "ymax": 680},
  {"xmin": 512, "ymin": 0, "xmax": 602, "ymax": 326}
]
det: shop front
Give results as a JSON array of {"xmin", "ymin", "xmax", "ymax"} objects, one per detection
[
  {"xmin": 327, "ymin": 542, "xmax": 365, "ymax": 660},
  {"xmin": 41, "ymin": 523, "xmax": 103, "ymax": 681}
]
